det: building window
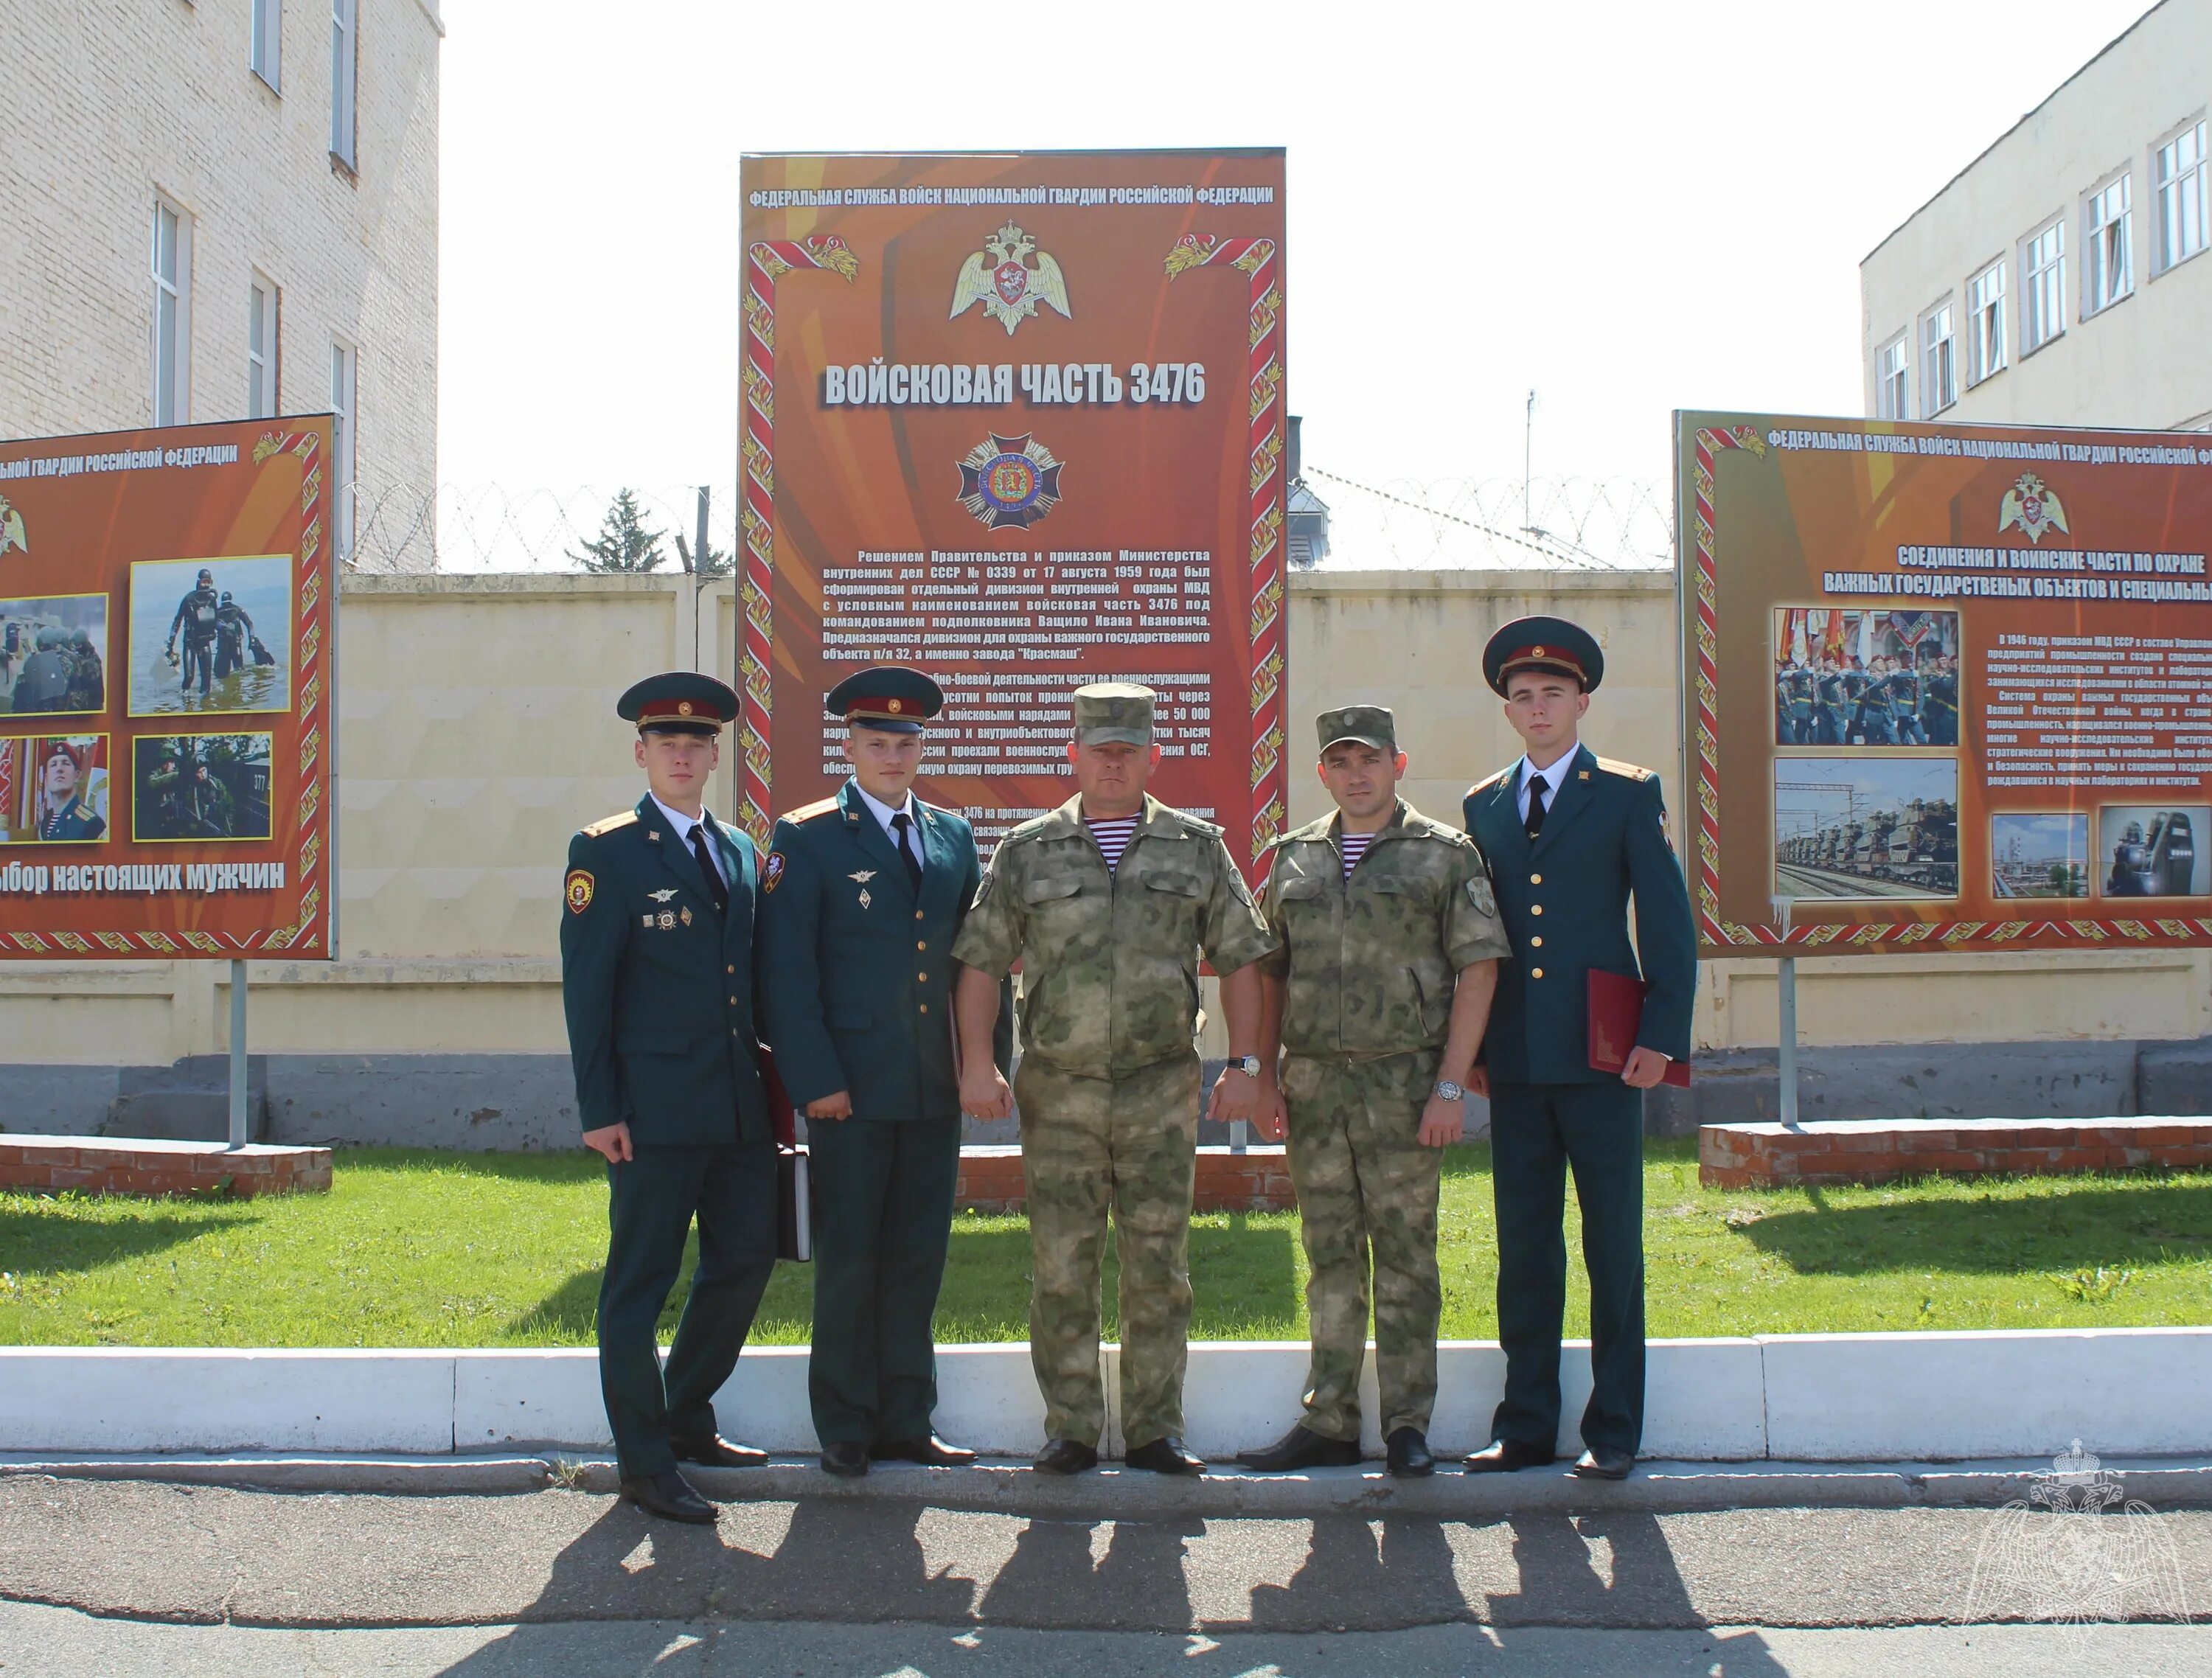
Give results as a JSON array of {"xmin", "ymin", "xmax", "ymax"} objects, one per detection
[
  {"xmin": 331, "ymin": 340, "xmax": 357, "ymax": 560},
  {"xmin": 2084, "ymin": 173, "xmax": 2132, "ymax": 316},
  {"xmin": 330, "ymin": 0, "xmax": 356, "ymax": 167},
  {"xmin": 1966, "ymin": 260, "xmax": 2006, "ymax": 386},
  {"xmin": 2022, "ymin": 220, "xmax": 2065, "ymax": 354},
  {"xmin": 1920, "ymin": 300, "xmax": 1958, "ymax": 417},
  {"xmin": 2155, "ymin": 119, "xmax": 2207, "ymax": 274},
  {"xmin": 251, "ymin": 0, "xmax": 281, "ymax": 90},
  {"xmin": 248, "ymin": 275, "xmax": 279, "ymax": 419},
  {"xmin": 151, "ymin": 200, "xmax": 191, "ymax": 425},
  {"xmin": 1874, "ymin": 333, "xmax": 1908, "ymax": 420}
]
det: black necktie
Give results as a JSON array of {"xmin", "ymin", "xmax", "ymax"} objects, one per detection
[
  {"xmin": 689, "ymin": 821, "xmax": 728, "ymax": 917},
  {"xmin": 891, "ymin": 810, "xmax": 923, "ymax": 894},
  {"xmin": 1524, "ymin": 774, "xmax": 1548, "ymax": 840}
]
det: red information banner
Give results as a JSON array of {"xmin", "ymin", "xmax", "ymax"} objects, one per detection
[
  {"xmin": 1678, "ymin": 408, "xmax": 2212, "ymax": 956},
  {"xmin": 738, "ymin": 150, "xmax": 1287, "ymax": 871},
  {"xmin": 0, "ymin": 417, "xmax": 337, "ymax": 959}
]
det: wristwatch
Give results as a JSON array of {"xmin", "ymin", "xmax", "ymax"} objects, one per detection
[
  {"xmin": 1432, "ymin": 1080, "xmax": 1466, "ymax": 1102},
  {"xmin": 1228, "ymin": 1055, "xmax": 1263, "ymax": 1077}
]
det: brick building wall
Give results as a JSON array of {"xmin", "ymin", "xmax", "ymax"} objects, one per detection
[{"xmin": 0, "ymin": 0, "xmax": 441, "ymax": 567}]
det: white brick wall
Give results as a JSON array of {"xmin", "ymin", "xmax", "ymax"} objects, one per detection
[{"xmin": 0, "ymin": 0, "xmax": 441, "ymax": 568}]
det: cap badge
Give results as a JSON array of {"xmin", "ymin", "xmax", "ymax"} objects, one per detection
[
  {"xmin": 677, "ymin": 701, "xmax": 694, "ymax": 716},
  {"xmin": 1531, "ymin": 645, "xmax": 1545, "ymax": 657},
  {"xmin": 887, "ymin": 699, "xmax": 903, "ymax": 713}
]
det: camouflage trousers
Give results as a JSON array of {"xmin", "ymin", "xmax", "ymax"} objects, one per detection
[
  {"xmin": 1015, "ymin": 1051, "xmax": 1200, "ymax": 1451},
  {"xmin": 1283, "ymin": 1048, "xmax": 1445, "ymax": 1441}
]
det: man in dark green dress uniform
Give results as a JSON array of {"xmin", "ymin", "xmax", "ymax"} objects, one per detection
[
  {"xmin": 560, "ymin": 671, "xmax": 779, "ymax": 1525},
  {"xmin": 1462, "ymin": 619, "xmax": 1695, "ymax": 1481},
  {"xmin": 37, "ymin": 742, "xmax": 105, "ymax": 841},
  {"xmin": 757, "ymin": 666, "xmax": 1001, "ymax": 1478}
]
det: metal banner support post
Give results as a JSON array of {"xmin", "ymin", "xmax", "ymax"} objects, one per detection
[
  {"xmin": 227, "ymin": 958, "xmax": 248, "ymax": 1149},
  {"xmin": 1770, "ymin": 895, "xmax": 1799, "ymax": 1129}
]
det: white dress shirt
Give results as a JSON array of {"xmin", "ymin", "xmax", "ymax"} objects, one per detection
[
  {"xmin": 1514, "ymin": 751, "xmax": 1576, "ymax": 825},
  {"xmin": 852, "ymin": 782, "xmax": 923, "ymax": 876},
  {"xmin": 649, "ymin": 792, "xmax": 723, "ymax": 885}
]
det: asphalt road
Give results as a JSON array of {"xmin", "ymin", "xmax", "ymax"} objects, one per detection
[{"xmin": 2, "ymin": 1480, "xmax": 2205, "ymax": 1676}]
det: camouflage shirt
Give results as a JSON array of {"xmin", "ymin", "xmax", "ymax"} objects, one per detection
[
  {"xmin": 952, "ymin": 793, "xmax": 1278, "ymax": 1079},
  {"xmin": 1261, "ymin": 798, "xmax": 1510, "ymax": 1059}
]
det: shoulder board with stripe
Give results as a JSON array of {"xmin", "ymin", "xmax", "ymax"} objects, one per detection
[
  {"xmin": 580, "ymin": 810, "xmax": 639, "ymax": 838},
  {"xmin": 1466, "ymin": 767, "xmax": 1512, "ymax": 798},
  {"xmin": 1593, "ymin": 755, "xmax": 1655, "ymax": 782},
  {"xmin": 785, "ymin": 796, "xmax": 841, "ymax": 824}
]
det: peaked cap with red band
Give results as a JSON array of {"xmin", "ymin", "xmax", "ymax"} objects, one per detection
[
  {"xmin": 1481, "ymin": 616, "xmax": 1604, "ymax": 697},
  {"xmin": 616, "ymin": 671, "xmax": 740, "ymax": 736},
  {"xmin": 826, "ymin": 666, "xmax": 944, "ymax": 734}
]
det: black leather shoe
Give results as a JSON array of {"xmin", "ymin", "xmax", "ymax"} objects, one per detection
[
  {"xmin": 1573, "ymin": 1444, "xmax": 1635, "ymax": 1480},
  {"xmin": 1237, "ymin": 1423, "xmax": 1360, "ymax": 1473},
  {"xmin": 871, "ymin": 1435, "xmax": 978, "ymax": 1466},
  {"xmin": 1125, "ymin": 1435, "xmax": 1204, "ymax": 1475},
  {"xmin": 1034, "ymin": 1438, "xmax": 1099, "ymax": 1475},
  {"xmin": 671, "ymin": 1433, "xmax": 768, "ymax": 1468},
  {"xmin": 1385, "ymin": 1427, "xmax": 1435, "ymax": 1478},
  {"xmin": 619, "ymin": 1469, "xmax": 717, "ymax": 1524},
  {"xmin": 1464, "ymin": 1438, "xmax": 1558, "ymax": 1474},
  {"xmin": 820, "ymin": 1441, "xmax": 870, "ymax": 1478}
]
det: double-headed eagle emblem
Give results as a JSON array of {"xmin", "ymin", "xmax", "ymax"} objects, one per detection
[
  {"xmin": 0, "ymin": 493, "xmax": 26, "ymax": 560},
  {"xmin": 1999, "ymin": 472, "xmax": 2070, "ymax": 544},
  {"xmin": 950, "ymin": 222, "xmax": 1071, "ymax": 336}
]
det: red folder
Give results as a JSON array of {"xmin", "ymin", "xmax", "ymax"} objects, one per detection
[
  {"xmin": 754, "ymin": 1045, "xmax": 813, "ymax": 1262},
  {"xmin": 1587, "ymin": 968, "xmax": 1691, "ymax": 1088}
]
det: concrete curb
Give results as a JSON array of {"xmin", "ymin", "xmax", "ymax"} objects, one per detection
[
  {"xmin": 6, "ymin": 1331, "xmax": 2210, "ymax": 1463},
  {"xmin": 7, "ymin": 1451, "xmax": 2212, "ymax": 1514}
]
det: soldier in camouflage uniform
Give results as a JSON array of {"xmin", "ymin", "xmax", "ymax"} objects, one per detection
[
  {"xmin": 953, "ymin": 683, "xmax": 1277, "ymax": 1476},
  {"xmin": 1235, "ymin": 706, "xmax": 1507, "ymax": 1479}
]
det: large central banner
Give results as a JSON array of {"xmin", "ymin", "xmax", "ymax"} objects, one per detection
[
  {"xmin": 737, "ymin": 150, "xmax": 1287, "ymax": 871},
  {"xmin": 1679, "ymin": 408, "xmax": 2212, "ymax": 956}
]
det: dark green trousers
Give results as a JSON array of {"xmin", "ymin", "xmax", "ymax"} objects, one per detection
[
  {"xmin": 1488, "ymin": 1081, "xmax": 1645, "ymax": 1455},
  {"xmin": 804, "ymin": 1114, "xmax": 961, "ymax": 1445},
  {"xmin": 598, "ymin": 1140, "xmax": 779, "ymax": 1479}
]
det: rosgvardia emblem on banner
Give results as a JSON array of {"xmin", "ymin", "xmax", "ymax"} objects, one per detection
[
  {"xmin": 1999, "ymin": 472, "xmax": 2070, "ymax": 543},
  {"xmin": 0, "ymin": 492, "xmax": 26, "ymax": 559},
  {"xmin": 958, "ymin": 434, "xmax": 1065, "ymax": 531},
  {"xmin": 949, "ymin": 222, "xmax": 1072, "ymax": 335}
]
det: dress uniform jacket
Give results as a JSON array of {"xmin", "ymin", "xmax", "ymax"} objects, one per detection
[
  {"xmin": 1462, "ymin": 745, "xmax": 1694, "ymax": 1085},
  {"xmin": 560, "ymin": 793, "xmax": 773, "ymax": 1146},
  {"xmin": 755, "ymin": 779, "xmax": 979, "ymax": 1122}
]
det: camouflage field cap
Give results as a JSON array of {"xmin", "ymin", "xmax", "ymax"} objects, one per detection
[
  {"xmin": 1072, "ymin": 682, "xmax": 1155, "ymax": 746},
  {"xmin": 1316, "ymin": 705, "xmax": 1396, "ymax": 754}
]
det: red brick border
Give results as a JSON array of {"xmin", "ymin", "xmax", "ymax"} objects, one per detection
[
  {"xmin": 956, "ymin": 1144, "xmax": 1295, "ymax": 1214},
  {"xmin": 0, "ymin": 1138, "xmax": 333, "ymax": 1199},
  {"xmin": 1700, "ymin": 1118, "xmax": 2212, "ymax": 1188}
]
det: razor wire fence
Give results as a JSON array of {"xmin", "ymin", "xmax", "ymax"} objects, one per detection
[{"xmin": 347, "ymin": 472, "xmax": 1674, "ymax": 574}]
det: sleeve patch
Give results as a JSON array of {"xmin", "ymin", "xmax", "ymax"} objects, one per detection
[
  {"xmin": 565, "ymin": 869, "xmax": 596, "ymax": 914},
  {"xmin": 1466, "ymin": 874, "xmax": 1498, "ymax": 917},
  {"xmin": 763, "ymin": 852, "xmax": 786, "ymax": 894}
]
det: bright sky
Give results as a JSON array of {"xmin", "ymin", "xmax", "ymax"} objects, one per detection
[{"xmin": 437, "ymin": 0, "xmax": 2157, "ymax": 564}]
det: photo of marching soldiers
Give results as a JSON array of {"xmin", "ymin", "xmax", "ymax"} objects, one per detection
[
  {"xmin": 131, "ymin": 734, "xmax": 274, "ymax": 843},
  {"xmin": 126, "ymin": 556, "xmax": 291, "ymax": 718},
  {"xmin": 1774, "ymin": 756, "xmax": 1958, "ymax": 899},
  {"xmin": 2098, "ymin": 805, "xmax": 2211, "ymax": 899},
  {"xmin": 1773, "ymin": 608, "xmax": 1960, "ymax": 747},
  {"xmin": 0, "ymin": 735, "xmax": 110, "ymax": 845},
  {"xmin": 1991, "ymin": 812, "xmax": 2089, "ymax": 899},
  {"xmin": 0, "ymin": 595, "xmax": 108, "ymax": 717}
]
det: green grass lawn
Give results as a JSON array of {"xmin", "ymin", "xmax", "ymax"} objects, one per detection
[{"xmin": 1, "ymin": 1140, "xmax": 2208, "ymax": 1348}]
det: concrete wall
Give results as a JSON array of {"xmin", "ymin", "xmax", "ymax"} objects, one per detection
[
  {"xmin": 3, "ymin": 567, "xmax": 2209, "ymax": 1138},
  {"xmin": 0, "ymin": 0, "xmax": 442, "ymax": 561},
  {"xmin": 1860, "ymin": 0, "xmax": 2212, "ymax": 430}
]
